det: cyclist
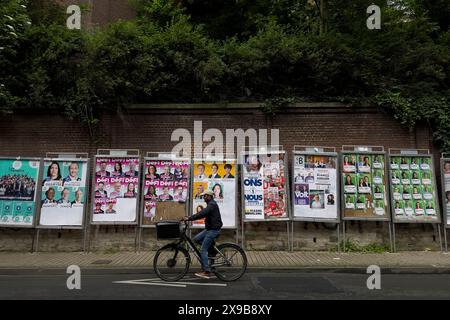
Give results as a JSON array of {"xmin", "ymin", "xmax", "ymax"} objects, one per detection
[{"xmin": 183, "ymin": 189, "xmax": 223, "ymax": 279}]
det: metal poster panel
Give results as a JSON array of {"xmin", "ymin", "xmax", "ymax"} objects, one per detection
[
  {"xmin": 141, "ymin": 158, "xmax": 190, "ymax": 226},
  {"xmin": 341, "ymin": 152, "xmax": 390, "ymax": 220},
  {"xmin": 38, "ymin": 158, "xmax": 89, "ymax": 227},
  {"xmin": 0, "ymin": 158, "xmax": 41, "ymax": 227},
  {"xmin": 92, "ymin": 156, "xmax": 140, "ymax": 224},
  {"xmin": 242, "ymin": 151, "xmax": 289, "ymax": 221},
  {"xmin": 192, "ymin": 159, "xmax": 237, "ymax": 229},
  {"xmin": 389, "ymin": 154, "xmax": 440, "ymax": 223},
  {"xmin": 442, "ymin": 158, "xmax": 450, "ymax": 228},
  {"xmin": 292, "ymin": 152, "xmax": 339, "ymax": 221}
]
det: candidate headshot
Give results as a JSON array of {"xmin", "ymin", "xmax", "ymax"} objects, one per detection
[
  {"xmin": 72, "ymin": 189, "xmax": 83, "ymax": 205},
  {"xmin": 42, "ymin": 187, "xmax": 56, "ymax": 205},
  {"xmin": 146, "ymin": 165, "xmax": 159, "ymax": 179},
  {"xmin": 112, "ymin": 162, "xmax": 124, "ymax": 177},
  {"xmin": 125, "ymin": 162, "xmax": 139, "ymax": 177},
  {"xmin": 96, "ymin": 161, "xmax": 110, "ymax": 177},
  {"xmin": 57, "ymin": 188, "xmax": 71, "ymax": 205},
  {"xmin": 43, "ymin": 161, "xmax": 62, "ymax": 183},
  {"xmin": 212, "ymin": 183, "xmax": 223, "ymax": 199},
  {"xmin": 223, "ymin": 164, "xmax": 234, "ymax": 178},
  {"xmin": 209, "ymin": 163, "xmax": 221, "ymax": 179},
  {"xmin": 245, "ymin": 155, "xmax": 262, "ymax": 172},
  {"xmin": 195, "ymin": 164, "xmax": 206, "ymax": 180},
  {"xmin": 63, "ymin": 162, "xmax": 81, "ymax": 184}
]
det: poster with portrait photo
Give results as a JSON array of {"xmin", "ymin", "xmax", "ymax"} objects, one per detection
[
  {"xmin": 193, "ymin": 160, "xmax": 237, "ymax": 228},
  {"xmin": 141, "ymin": 159, "xmax": 189, "ymax": 226},
  {"xmin": 343, "ymin": 174, "xmax": 357, "ymax": 193},
  {"xmin": 292, "ymin": 154, "xmax": 337, "ymax": 220},
  {"xmin": 243, "ymin": 152, "xmax": 287, "ymax": 220},
  {"xmin": 92, "ymin": 157, "xmax": 140, "ymax": 223},
  {"xmin": 357, "ymin": 174, "xmax": 372, "ymax": 194},
  {"xmin": 0, "ymin": 158, "xmax": 41, "ymax": 227},
  {"xmin": 391, "ymin": 155, "xmax": 439, "ymax": 223},
  {"xmin": 39, "ymin": 159, "xmax": 88, "ymax": 226},
  {"xmin": 342, "ymin": 153, "xmax": 388, "ymax": 220},
  {"xmin": 442, "ymin": 160, "xmax": 450, "ymax": 227}
]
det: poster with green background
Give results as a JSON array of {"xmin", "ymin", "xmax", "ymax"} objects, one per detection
[{"xmin": 0, "ymin": 159, "xmax": 40, "ymax": 227}]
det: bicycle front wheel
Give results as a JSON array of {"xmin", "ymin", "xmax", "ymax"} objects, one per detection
[
  {"xmin": 212, "ymin": 243, "xmax": 247, "ymax": 282},
  {"xmin": 153, "ymin": 243, "xmax": 190, "ymax": 282}
]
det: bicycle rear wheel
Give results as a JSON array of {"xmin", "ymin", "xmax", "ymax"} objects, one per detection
[
  {"xmin": 153, "ymin": 243, "xmax": 190, "ymax": 282},
  {"xmin": 212, "ymin": 243, "xmax": 247, "ymax": 282}
]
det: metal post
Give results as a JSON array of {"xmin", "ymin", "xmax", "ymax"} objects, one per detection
[
  {"xmin": 445, "ymin": 228, "xmax": 448, "ymax": 252},
  {"xmin": 138, "ymin": 227, "xmax": 143, "ymax": 253},
  {"xmin": 82, "ymin": 222, "xmax": 89, "ymax": 253},
  {"xmin": 392, "ymin": 223, "xmax": 397, "ymax": 252},
  {"xmin": 34, "ymin": 229, "xmax": 40, "ymax": 253},
  {"xmin": 286, "ymin": 221, "xmax": 290, "ymax": 252},
  {"xmin": 337, "ymin": 223, "xmax": 341, "ymax": 253},
  {"xmin": 134, "ymin": 225, "xmax": 138, "ymax": 253},
  {"xmin": 342, "ymin": 221, "xmax": 346, "ymax": 252},
  {"xmin": 388, "ymin": 222, "xmax": 393, "ymax": 253},
  {"xmin": 437, "ymin": 224, "xmax": 443, "ymax": 252},
  {"xmin": 291, "ymin": 221, "xmax": 295, "ymax": 251},
  {"xmin": 241, "ymin": 220, "xmax": 245, "ymax": 250}
]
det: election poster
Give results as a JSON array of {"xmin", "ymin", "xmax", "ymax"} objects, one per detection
[
  {"xmin": 39, "ymin": 159, "xmax": 88, "ymax": 226},
  {"xmin": 0, "ymin": 158, "xmax": 41, "ymax": 227},
  {"xmin": 390, "ymin": 155, "xmax": 439, "ymax": 223},
  {"xmin": 142, "ymin": 159, "xmax": 190, "ymax": 226},
  {"xmin": 92, "ymin": 157, "xmax": 140, "ymax": 223},
  {"xmin": 292, "ymin": 154, "xmax": 338, "ymax": 220},
  {"xmin": 242, "ymin": 152, "xmax": 288, "ymax": 220},
  {"xmin": 443, "ymin": 159, "xmax": 450, "ymax": 227},
  {"xmin": 342, "ymin": 153, "xmax": 389, "ymax": 220},
  {"xmin": 192, "ymin": 160, "xmax": 237, "ymax": 228}
]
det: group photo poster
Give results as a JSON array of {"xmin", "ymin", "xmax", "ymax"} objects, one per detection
[
  {"xmin": 242, "ymin": 152, "xmax": 289, "ymax": 221},
  {"xmin": 39, "ymin": 158, "xmax": 89, "ymax": 227},
  {"xmin": 443, "ymin": 158, "xmax": 450, "ymax": 227},
  {"xmin": 292, "ymin": 153, "xmax": 338, "ymax": 221},
  {"xmin": 192, "ymin": 160, "xmax": 237, "ymax": 228},
  {"xmin": 92, "ymin": 156, "xmax": 140, "ymax": 224},
  {"xmin": 342, "ymin": 153, "xmax": 389, "ymax": 220},
  {"xmin": 390, "ymin": 155, "xmax": 440, "ymax": 223},
  {"xmin": 0, "ymin": 158, "xmax": 41, "ymax": 227},
  {"xmin": 142, "ymin": 158, "xmax": 190, "ymax": 226}
]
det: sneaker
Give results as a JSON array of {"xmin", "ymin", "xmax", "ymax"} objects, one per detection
[{"xmin": 195, "ymin": 272, "xmax": 212, "ymax": 279}]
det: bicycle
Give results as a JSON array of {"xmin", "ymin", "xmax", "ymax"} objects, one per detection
[{"xmin": 153, "ymin": 220, "xmax": 247, "ymax": 282}]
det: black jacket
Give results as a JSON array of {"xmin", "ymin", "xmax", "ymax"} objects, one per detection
[{"xmin": 189, "ymin": 199, "xmax": 223, "ymax": 230}]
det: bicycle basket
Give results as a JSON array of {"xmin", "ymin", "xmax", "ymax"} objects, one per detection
[{"xmin": 156, "ymin": 220, "xmax": 182, "ymax": 240}]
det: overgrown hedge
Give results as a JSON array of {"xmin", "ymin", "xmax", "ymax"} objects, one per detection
[{"xmin": 1, "ymin": 0, "xmax": 449, "ymax": 149}]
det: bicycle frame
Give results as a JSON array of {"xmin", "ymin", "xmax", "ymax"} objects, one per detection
[{"xmin": 176, "ymin": 222, "xmax": 228, "ymax": 268}]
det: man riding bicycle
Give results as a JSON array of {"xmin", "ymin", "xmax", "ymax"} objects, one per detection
[{"xmin": 183, "ymin": 189, "xmax": 222, "ymax": 279}]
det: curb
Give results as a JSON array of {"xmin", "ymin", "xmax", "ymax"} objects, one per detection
[{"xmin": 1, "ymin": 266, "xmax": 450, "ymax": 274}]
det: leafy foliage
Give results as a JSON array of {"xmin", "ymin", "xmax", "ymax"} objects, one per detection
[{"xmin": 0, "ymin": 0, "xmax": 449, "ymax": 148}]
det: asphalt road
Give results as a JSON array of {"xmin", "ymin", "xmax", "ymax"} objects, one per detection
[{"xmin": 1, "ymin": 269, "xmax": 450, "ymax": 300}]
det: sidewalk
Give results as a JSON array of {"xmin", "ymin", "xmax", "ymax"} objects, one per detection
[{"xmin": 0, "ymin": 251, "xmax": 449, "ymax": 271}]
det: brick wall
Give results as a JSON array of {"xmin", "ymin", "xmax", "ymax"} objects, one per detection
[
  {"xmin": 58, "ymin": 0, "xmax": 136, "ymax": 27},
  {"xmin": 0, "ymin": 103, "xmax": 443, "ymax": 252}
]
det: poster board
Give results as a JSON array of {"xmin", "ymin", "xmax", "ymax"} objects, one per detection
[
  {"xmin": 140, "ymin": 155, "xmax": 190, "ymax": 227},
  {"xmin": 37, "ymin": 157, "xmax": 89, "ymax": 228},
  {"xmin": 341, "ymin": 147, "xmax": 390, "ymax": 221},
  {"xmin": 191, "ymin": 159, "xmax": 237, "ymax": 229},
  {"xmin": 441, "ymin": 155, "xmax": 450, "ymax": 228},
  {"xmin": 292, "ymin": 147, "xmax": 339, "ymax": 222},
  {"xmin": 388, "ymin": 149, "xmax": 441, "ymax": 224},
  {"xmin": 0, "ymin": 157, "xmax": 42, "ymax": 228},
  {"xmin": 91, "ymin": 151, "xmax": 140, "ymax": 225},
  {"xmin": 241, "ymin": 149, "xmax": 290, "ymax": 222}
]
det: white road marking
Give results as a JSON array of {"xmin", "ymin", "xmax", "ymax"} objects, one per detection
[
  {"xmin": 113, "ymin": 277, "xmax": 228, "ymax": 288},
  {"xmin": 113, "ymin": 280, "xmax": 186, "ymax": 288}
]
